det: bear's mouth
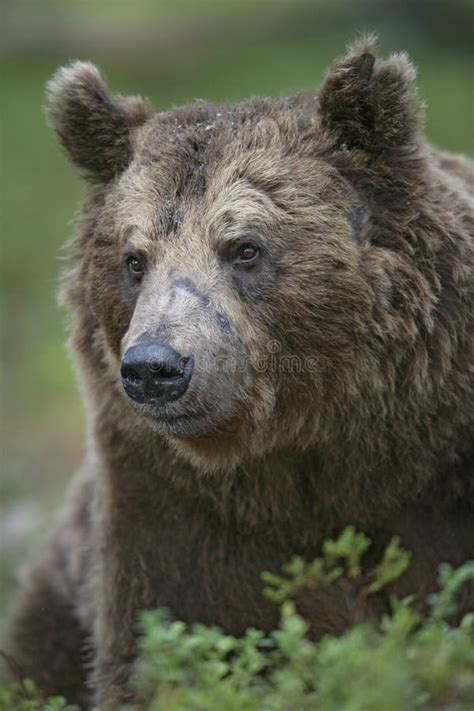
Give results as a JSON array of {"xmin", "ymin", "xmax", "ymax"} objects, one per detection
[{"xmin": 132, "ymin": 400, "xmax": 221, "ymax": 438}]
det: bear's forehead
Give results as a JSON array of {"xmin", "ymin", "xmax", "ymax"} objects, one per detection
[
  {"xmin": 104, "ymin": 98, "xmax": 336, "ymax": 244},
  {"xmin": 131, "ymin": 93, "xmax": 319, "ymax": 167},
  {"xmin": 108, "ymin": 155, "xmax": 291, "ymax": 247}
]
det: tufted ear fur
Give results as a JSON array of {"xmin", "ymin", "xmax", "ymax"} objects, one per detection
[
  {"xmin": 46, "ymin": 62, "xmax": 153, "ymax": 181},
  {"xmin": 318, "ymin": 38, "xmax": 421, "ymax": 157}
]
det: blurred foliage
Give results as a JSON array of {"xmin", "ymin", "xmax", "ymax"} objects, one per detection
[
  {"xmin": 0, "ymin": 0, "xmax": 473, "ymax": 617},
  {"xmin": 2, "ymin": 529, "xmax": 473, "ymax": 710}
]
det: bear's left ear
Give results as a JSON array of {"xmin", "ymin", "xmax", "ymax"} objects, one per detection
[
  {"xmin": 318, "ymin": 38, "xmax": 421, "ymax": 157},
  {"xmin": 46, "ymin": 62, "xmax": 154, "ymax": 182}
]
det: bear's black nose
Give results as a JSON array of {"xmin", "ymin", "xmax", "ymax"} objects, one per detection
[{"xmin": 121, "ymin": 342, "xmax": 193, "ymax": 406}]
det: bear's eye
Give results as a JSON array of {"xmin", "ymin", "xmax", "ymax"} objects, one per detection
[
  {"xmin": 235, "ymin": 243, "xmax": 260, "ymax": 264},
  {"xmin": 125, "ymin": 254, "xmax": 146, "ymax": 279}
]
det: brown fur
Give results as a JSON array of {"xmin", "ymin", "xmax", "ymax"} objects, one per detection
[{"xmin": 5, "ymin": 39, "xmax": 474, "ymax": 708}]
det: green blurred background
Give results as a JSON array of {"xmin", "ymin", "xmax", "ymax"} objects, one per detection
[{"xmin": 1, "ymin": 0, "xmax": 473, "ymax": 616}]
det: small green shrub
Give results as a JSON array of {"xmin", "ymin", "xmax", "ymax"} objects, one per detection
[
  {"xmin": 1, "ymin": 529, "xmax": 473, "ymax": 711},
  {"xmin": 127, "ymin": 529, "xmax": 474, "ymax": 711},
  {"xmin": 0, "ymin": 677, "xmax": 78, "ymax": 711}
]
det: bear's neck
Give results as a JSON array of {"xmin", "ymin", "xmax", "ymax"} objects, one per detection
[{"xmin": 89, "ymin": 393, "xmax": 392, "ymax": 540}]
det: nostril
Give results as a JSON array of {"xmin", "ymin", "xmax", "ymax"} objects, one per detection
[
  {"xmin": 179, "ymin": 356, "xmax": 190, "ymax": 375},
  {"xmin": 121, "ymin": 362, "xmax": 142, "ymax": 384}
]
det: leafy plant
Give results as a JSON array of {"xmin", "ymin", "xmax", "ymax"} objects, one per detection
[
  {"xmin": 0, "ymin": 677, "xmax": 78, "ymax": 711},
  {"xmin": 126, "ymin": 529, "xmax": 473, "ymax": 710},
  {"xmin": 1, "ymin": 529, "xmax": 473, "ymax": 710}
]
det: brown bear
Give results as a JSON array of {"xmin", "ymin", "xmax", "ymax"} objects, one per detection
[{"xmin": 5, "ymin": 39, "xmax": 474, "ymax": 709}]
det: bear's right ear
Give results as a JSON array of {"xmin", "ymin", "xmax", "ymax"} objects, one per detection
[{"xmin": 46, "ymin": 62, "xmax": 153, "ymax": 182}]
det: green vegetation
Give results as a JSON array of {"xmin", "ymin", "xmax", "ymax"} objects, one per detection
[{"xmin": 1, "ymin": 529, "xmax": 473, "ymax": 710}]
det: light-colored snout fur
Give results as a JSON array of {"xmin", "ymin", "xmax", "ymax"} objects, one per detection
[{"xmin": 121, "ymin": 266, "xmax": 252, "ymax": 438}]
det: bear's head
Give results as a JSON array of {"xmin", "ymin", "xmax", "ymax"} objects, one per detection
[{"xmin": 48, "ymin": 40, "xmax": 432, "ymax": 471}]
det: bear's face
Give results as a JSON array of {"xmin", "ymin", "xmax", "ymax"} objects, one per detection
[
  {"xmin": 87, "ymin": 111, "xmax": 371, "ymax": 463},
  {"xmin": 48, "ymin": 42, "xmax": 421, "ymax": 468}
]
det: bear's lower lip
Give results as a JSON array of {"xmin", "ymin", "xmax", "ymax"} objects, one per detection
[
  {"xmin": 120, "ymin": 380, "xmax": 220, "ymax": 437},
  {"xmin": 149, "ymin": 409, "xmax": 205, "ymax": 425},
  {"xmin": 142, "ymin": 406, "xmax": 215, "ymax": 437}
]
